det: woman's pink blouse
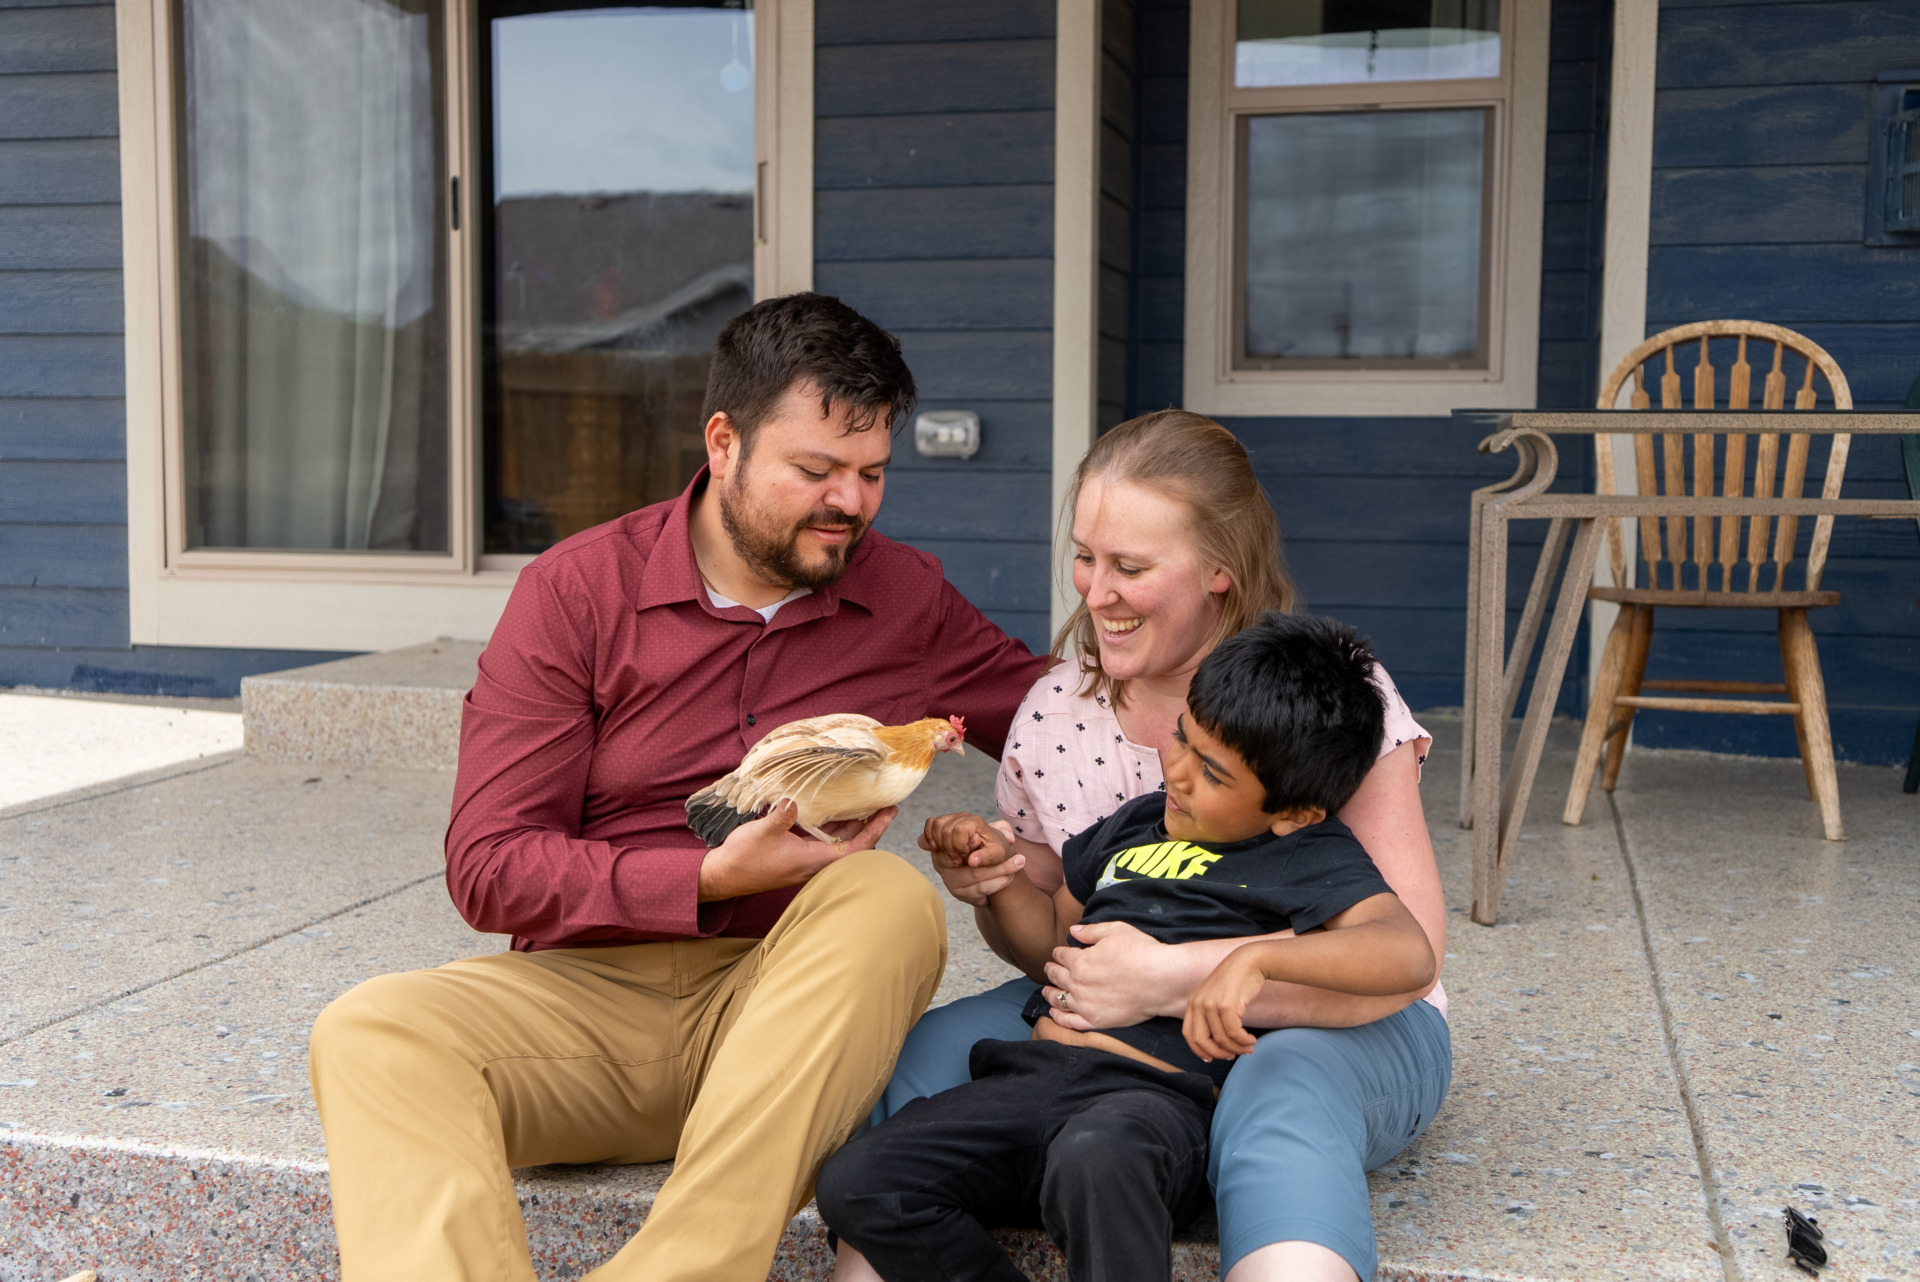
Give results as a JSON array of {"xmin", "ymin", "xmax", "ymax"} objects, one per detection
[{"xmin": 993, "ymin": 664, "xmax": 1446, "ymax": 1016}]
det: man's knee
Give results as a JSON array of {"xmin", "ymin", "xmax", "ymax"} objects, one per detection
[
  {"xmin": 816, "ymin": 847, "xmax": 940, "ymax": 910},
  {"xmin": 806, "ymin": 849, "xmax": 945, "ymax": 957},
  {"xmin": 311, "ymin": 970, "xmax": 467, "ymax": 1088}
]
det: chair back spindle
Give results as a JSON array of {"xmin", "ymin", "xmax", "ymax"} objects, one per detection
[{"xmin": 1596, "ymin": 321, "xmax": 1852, "ymax": 595}]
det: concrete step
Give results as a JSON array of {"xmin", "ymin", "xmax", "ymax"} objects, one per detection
[
  {"xmin": 1, "ymin": 1130, "xmax": 1224, "ymax": 1281},
  {"xmin": 241, "ymin": 641, "xmax": 481, "ymax": 770},
  {"xmin": 1, "ymin": 1134, "xmax": 1223, "ymax": 1281}
]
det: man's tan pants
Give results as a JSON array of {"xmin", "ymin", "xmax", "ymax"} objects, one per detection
[{"xmin": 309, "ymin": 849, "xmax": 946, "ymax": 1282}]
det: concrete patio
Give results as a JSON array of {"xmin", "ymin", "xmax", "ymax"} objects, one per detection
[{"xmin": 1, "ymin": 661, "xmax": 1915, "ymax": 1281}]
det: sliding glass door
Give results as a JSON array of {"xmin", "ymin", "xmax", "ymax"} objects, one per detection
[
  {"xmin": 164, "ymin": 0, "xmax": 762, "ymax": 567},
  {"xmin": 480, "ymin": 0, "xmax": 757, "ymax": 555},
  {"xmin": 174, "ymin": 0, "xmax": 451, "ymax": 552}
]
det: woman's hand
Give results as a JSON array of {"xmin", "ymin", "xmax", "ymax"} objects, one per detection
[
  {"xmin": 919, "ymin": 813, "xmax": 1024, "ymax": 905},
  {"xmin": 1183, "ymin": 944, "xmax": 1268, "ymax": 1062},
  {"xmin": 1039, "ymin": 920, "xmax": 1185, "ymax": 1029}
]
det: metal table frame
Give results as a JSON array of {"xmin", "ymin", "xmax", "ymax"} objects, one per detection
[{"xmin": 1455, "ymin": 410, "xmax": 1920, "ymax": 925}]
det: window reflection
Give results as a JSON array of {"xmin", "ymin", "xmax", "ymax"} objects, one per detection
[
  {"xmin": 1240, "ymin": 109, "xmax": 1487, "ymax": 367},
  {"xmin": 482, "ymin": 2, "xmax": 755, "ymax": 555},
  {"xmin": 1236, "ymin": 0, "xmax": 1499, "ymax": 87}
]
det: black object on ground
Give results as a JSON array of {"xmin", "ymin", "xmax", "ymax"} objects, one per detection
[{"xmin": 1784, "ymin": 1205, "xmax": 1827, "ymax": 1275}]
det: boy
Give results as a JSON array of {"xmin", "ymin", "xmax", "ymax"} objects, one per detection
[{"xmin": 815, "ymin": 613, "xmax": 1436, "ymax": 1282}]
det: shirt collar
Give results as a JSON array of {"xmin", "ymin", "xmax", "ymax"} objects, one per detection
[{"xmin": 635, "ymin": 467, "xmax": 877, "ymax": 618}]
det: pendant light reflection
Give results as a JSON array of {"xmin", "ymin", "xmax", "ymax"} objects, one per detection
[{"xmin": 720, "ymin": 10, "xmax": 750, "ymax": 92}]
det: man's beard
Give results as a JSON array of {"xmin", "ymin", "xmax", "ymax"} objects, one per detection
[{"xmin": 717, "ymin": 468, "xmax": 869, "ymax": 591}]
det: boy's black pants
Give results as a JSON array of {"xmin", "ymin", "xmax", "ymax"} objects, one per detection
[{"xmin": 816, "ymin": 1037, "xmax": 1216, "ymax": 1282}]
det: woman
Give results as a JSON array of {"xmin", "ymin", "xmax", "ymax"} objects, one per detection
[{"xmin": 843, "ymin": 410, "xmax": 1450, "ymax": 1282}]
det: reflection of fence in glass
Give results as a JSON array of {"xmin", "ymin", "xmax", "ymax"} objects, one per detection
[
  {"xmin": 1241, "ymin": 109, "xmax": 1486, "ymax": 366},
  {"xmin": 483, "ymin": 4, "xmax": 756, "ymax": 554},
  {"xmin": 178, "ymin": 0, "xmax": 449, "ymax": 552}
]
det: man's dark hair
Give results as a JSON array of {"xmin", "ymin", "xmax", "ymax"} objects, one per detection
[
  {"xmin": 1186, "ymin": 612, "xmax": 1386, "ymax": 817},
  {"xmin": 701, "ymin": 292, "xmax": 916, "ymax": 452}
]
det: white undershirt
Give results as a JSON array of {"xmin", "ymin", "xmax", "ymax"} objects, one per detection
[{"xmin": 706, "ymin": 585, "xmax": 811, "ymax": 622}]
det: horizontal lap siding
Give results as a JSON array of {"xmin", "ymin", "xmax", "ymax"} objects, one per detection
[
  {"xmin": 816, "ymin": 0, "xmax": 1056, "ymax": 653},
  {"xmin": 1121, "ymin": 0, "xmax": 1610, "ymax": 715},
  {"xmin": 0, "ymin": 2, "xmax": 128, "ymax": 663},
  {"xmin": 1643, "ymin": 0, "xmax": 1920, "ymax": 764}
]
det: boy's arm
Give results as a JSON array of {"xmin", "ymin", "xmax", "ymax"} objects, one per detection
[
  {"xmin": 1183, "ymin": 892, "xmax": 1434, "ymax": 1061},
  {"xmin": 986, "ymin": 873, "xmax": 1085, "ymax": 983}
]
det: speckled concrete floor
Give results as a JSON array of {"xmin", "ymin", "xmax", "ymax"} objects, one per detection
[{"xmin": 3, "ymin": 718, "xmax": 1915, "ymax": 1281}]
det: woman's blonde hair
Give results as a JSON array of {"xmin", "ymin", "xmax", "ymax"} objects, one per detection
[{"xmin": 1053, "ymin": 409, "xmax": 1298, "ymax": 708}]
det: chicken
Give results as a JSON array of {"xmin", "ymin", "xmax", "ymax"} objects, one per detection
[{"xmin": 686, "ymin": 714, "xmax": 968, "ymax": 846}]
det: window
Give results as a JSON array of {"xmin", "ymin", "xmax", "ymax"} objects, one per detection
[
  {"xmin": 1185, "ymin": 0, "xmax": 1549, "ymax": 416},
  {"xmin": 174, "ymin": 0, "xmax": 452, "ymax": 555},
  {"xmin": 118, "ymin": 0, "xmax": 812, "ymax": 650},
  {"xmin": 481, "ymin": 4, "xmax": 759, "ymax": 556}
]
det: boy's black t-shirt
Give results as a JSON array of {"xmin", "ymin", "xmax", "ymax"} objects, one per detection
[{"xmin": 1022, "ymin": 792, "xmax": 1393, "ymax": 1082}]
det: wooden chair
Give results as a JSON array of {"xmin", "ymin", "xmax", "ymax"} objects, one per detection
[{"xmin": 1564, "ymin": 320, "xmax": 1853, "ymax": 839}]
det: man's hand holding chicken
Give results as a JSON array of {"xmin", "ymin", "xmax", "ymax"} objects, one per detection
[{"xmin": 309, "ymin": 294, "xmax": 1047, "ymax": 1282}]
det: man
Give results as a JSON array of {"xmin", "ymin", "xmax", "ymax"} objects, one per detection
[{"xmin": 309, "ymin": 294, "xmax": 1047, "ymax": 1282}]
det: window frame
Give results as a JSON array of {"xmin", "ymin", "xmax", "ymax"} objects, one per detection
[
  {"xmin": 117, "ymin": 0, "xmax": 811, "ymax": 650},
  {"xmin": 1182, "ymin": 0, "xmax": 1549, "ymax": 417}
]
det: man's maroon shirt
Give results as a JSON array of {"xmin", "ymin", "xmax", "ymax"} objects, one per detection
[{"xmin": 446, "ymin": 473, "xmax": 1048, "ymax": 951}]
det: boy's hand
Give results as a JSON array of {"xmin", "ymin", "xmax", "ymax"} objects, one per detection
[
  {"xmin": 1182, "ymin": 943, "xmax": 1270, "ymax": 1062},
  {"xmin": 919, "ymin": 813, "xmax": 1024, "ymax": 905}
]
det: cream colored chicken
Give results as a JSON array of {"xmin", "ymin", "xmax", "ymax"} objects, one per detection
[{"xmin": 685, "ymin": 714, "xmax": 967, "ymax": 846}]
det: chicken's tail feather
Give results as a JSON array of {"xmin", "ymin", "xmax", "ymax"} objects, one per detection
[{"xmin": 685, "ymin": 787, "xmax": 756, "ymax": 848}]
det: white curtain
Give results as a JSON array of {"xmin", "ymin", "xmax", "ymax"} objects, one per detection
[{"xmin": 180, "ymin": 0, "xmax": 446, "ymax": 551}]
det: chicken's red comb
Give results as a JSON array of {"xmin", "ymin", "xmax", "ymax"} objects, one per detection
[{"xmin": 948, "ymin": 715, "xmax": 967, "ymax": 734}]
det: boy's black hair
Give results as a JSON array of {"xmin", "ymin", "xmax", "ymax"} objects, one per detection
[
  {"xmin": 701, "ymin": 292, "xmax": 916, "ymax": 455},
  {"xmin": 1186, "ymin": 612, "xmax": 1386, "ymax": 817}
]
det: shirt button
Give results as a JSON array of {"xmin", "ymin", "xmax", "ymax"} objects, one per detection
[{"xmin": 747, "ymin": 714, "xmax": 757, "ymax": 726}]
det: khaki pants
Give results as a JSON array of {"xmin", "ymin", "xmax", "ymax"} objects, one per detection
[{"xmin": 309, "ymin": 849, "xmax": 946, "ymax": 1282}]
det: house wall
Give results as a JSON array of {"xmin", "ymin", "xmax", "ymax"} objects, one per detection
[
  {"xmin": 812, "ymin": 0, "xmax": 1058, "ymax": 654},
  {"xmin": 0, "ymin": 1, "xmax": 344, "ymax": 696},
  {"xmin": 1122, "ymin": 0, "xmax": 1614, "ymax": 716},
  {"xmin": 1636, "ymin": 0, "xmax": 1920, "ymax": 763}
]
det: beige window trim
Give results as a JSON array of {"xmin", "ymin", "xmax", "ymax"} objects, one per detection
[
  {"xmin": 1182, "ymin": 0, "xmax": 1549, "ymax": 417},
  {"xmin": 1051, "ymin": 0, "xmax": 1101, "ymax": 642},
  {"xmin": 1587, "ymin": 0, "xmax": 1658, "ymax": 699},
  {"xmin": 757, "ymin": 0, "xmax": 814, "ymax": 299},
  {"xmin": 117, "ymin": 0, "xmax": 809, "ymax": 652}
]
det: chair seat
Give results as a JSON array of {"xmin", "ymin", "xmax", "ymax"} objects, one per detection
[{"xmin": 1588, "ymin": 587, "xmax": 1840, "ymax": 609}]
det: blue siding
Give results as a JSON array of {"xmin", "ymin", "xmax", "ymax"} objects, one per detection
[
  {"xmin": 0, "ymin": 1, "xmax": 124, "ymax": 663},
  {"xmin": 1642, "ymin": 0, "xmax": 1920, "ymax": 764},
  {"xmin": 1120, "ymin": 0, "xmax": 1611, "ymax": 715},
  {"xmin": 816, "ymin": 0, "xmax": 1057, "ymax": 653},
  {"xmin": 0, "ymin": 2, "xmax": 345, "ymax": 696}
]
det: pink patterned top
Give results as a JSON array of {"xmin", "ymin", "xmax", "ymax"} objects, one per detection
[{"xmin": 994, "ymin": 665, "xmax": 1447, "ymax": 1016}]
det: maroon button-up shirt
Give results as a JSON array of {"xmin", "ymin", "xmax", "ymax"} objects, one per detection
[{"xmin": 446, "ymin": 473, "xmax": 1048, "ymax": 951}]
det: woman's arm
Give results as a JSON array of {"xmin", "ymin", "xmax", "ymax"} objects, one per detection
[
  {"xmin": 1184, "ymin": 893, "xmax": 1436, "ymax": 1060},
  {"xmin": 1043, "ymin": 740, "xmax": 1445, "ymax": 1030}
]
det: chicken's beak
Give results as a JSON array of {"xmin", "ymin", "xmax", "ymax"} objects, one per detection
[{"xmin": 951, "ymin": 739, "xmax": 965, "ymax": 756}]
